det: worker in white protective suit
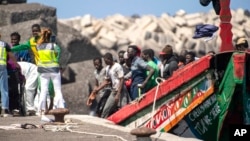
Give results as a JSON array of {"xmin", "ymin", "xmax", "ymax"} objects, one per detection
[{"xmin": 17, "ymin": 61, "xmax": 38, "ymax": 116}]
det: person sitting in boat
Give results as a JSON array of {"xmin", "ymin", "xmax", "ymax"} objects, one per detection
[
  {"xmin": 141, "ymin": 49, "xmax": 159, "ymax": 92},
  {"xmin": 117, "ymin": 50, "xmax": 131, "ymax": 94},
  {"xmin": 159, "ymin": 44, "xmax": 178, "ymax": 80},
  {"xmin": 235, "ymin": 37, "xmax": 249, "ymax": 51},
  {"xmin": 127, "ymin": 45, "xmax": 155, "ymax": 100},
  {"xmin": 177, "ymin": 55, "xmax": 186, "ymax": 69},
  {"xmin": 185, "ymin": 51, "xmax": 196, "ymax": 64}
]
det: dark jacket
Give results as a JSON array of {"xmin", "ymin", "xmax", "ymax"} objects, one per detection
[{"xmin": 162, "ymin": 55, "xmax": 178, "ymax": 79}]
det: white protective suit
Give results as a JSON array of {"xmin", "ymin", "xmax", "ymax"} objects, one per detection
[{"xmin": 17, "ymin": 61, "xmax": 38, "ymax": 112}]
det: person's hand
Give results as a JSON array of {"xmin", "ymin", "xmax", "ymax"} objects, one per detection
[
  {"xmin": 92, "ymin": 88, "xmax": 99, "ymax": 94},
  {"xmin": 137, "ymin": 83, "xmax": 145, "ymax": 89},
  {"xmin": 104, "ymin": 80, "xmax": 111, "ymax": 86},
  {"xmin": 86, "ymin": 92, "xmax": 96, "ymax": 106},
  {"xmin": 114, "ymin": 93, "xmax": 120, "ymax": 104}
]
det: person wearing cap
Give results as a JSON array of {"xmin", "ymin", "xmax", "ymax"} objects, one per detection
[
  {"xmin": 159, "ymin": 44, "xmax": 178, "ymax": 79},
  {"xmin": 127, "ymin": 45, "xmax": 155, "ymax": 100},
  {"xmin": 235, "ymin": 37, "xmax": 249, "ymax": 51}
]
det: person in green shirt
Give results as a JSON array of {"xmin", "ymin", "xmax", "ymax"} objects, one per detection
[
  {"xmin": 11, "ymin": 24, "xmax": 41, "ymax": 64},
  {"xmin": 141, "ymin": 49, "xmax": 159, "ymax": 92},
  {"xmin": 11, "ymin": 24, "xmax": 58, "ymax": 114}
]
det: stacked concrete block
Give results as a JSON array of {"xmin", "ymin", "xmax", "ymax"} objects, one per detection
[
  {"xmin": 184, "ymin": 13, "xmax": 204, "ymax": 27},
  {"xmin": 144, "ymin": 38, "xmax": 162, "ymax": 53},
  {"xmin": 234, "ymin": 8, "xmax": 246, "ymax": 24},
  {"xmin": 58, "ymin": 8, "xmax": 250, "ymax": 57},
  {"xmin": 80, "ymin": 14, "xmax": 93, "ymax": 27},
  {"xmin": 173, "ymin": 16, "xmax": 187, "ymax": 27},
  {"xmin": 161, "ymin": 13, "xmax": 176, "ymax": 31}
]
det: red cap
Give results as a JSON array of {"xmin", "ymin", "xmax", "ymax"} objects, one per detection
[{"xmin": 159, "ymin": 52, "xmax": 167, "ymax": 55}]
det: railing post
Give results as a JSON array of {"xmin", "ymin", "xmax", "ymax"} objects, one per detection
[{"xmin": 219, "ymin": 0, "xmax": 233, "ymax": 52}]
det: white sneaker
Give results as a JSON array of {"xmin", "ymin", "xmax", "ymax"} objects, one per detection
[
  {"xmin": 2, "ymin": 113, "xmax": 11, "ymax": 117},
  {"xmin": 35, "ymin": 112, "xmax": 41, "ymax": 116},
  {"xmin": 12, "ymin": 109, "xmax": 20, "ymax": 116},
  {"xmin": 41, "ymin": 115, "xmax": 52, "ymax": 122}
]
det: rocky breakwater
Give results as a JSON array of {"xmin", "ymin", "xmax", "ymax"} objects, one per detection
[{"xmin": 60, "ymin": 8, "xmax": 250, "ymax": 57}]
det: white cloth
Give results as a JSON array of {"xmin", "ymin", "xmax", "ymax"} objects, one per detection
[
  {"xmin": 17, "ymin": 62, "xmax": 38, "ymax": 111},
  {"xmin": 105, "ymin": 62, "xmax": 124, "ymax": 90}
]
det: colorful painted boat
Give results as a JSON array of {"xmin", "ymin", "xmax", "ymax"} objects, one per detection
[{"xmin": 108, "ymin": 51, "xmax": 250, "ymax": 141}]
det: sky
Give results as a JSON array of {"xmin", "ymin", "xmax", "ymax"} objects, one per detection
[{"xmin": 28, "ymin": 0, "xmax": 249, "ymax": 19}]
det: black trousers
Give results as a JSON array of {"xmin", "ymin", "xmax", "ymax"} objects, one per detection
[{"xmin": 8, "ymin": 71, "xmax": 19, "ymax": 111}]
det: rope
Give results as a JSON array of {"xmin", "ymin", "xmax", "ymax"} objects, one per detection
[
  {"xmin": 150, "ymin": 77, "xmax": 165, "ymax": 128},
  {"xmin": 42, "ymin": 123, "xmax": 128, "ymax": 141}
]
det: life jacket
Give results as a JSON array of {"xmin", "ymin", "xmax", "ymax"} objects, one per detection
[
  {"xmin": 37, "ymin": 43, "xmax": 59, "ymax": 68},
  {"xmin": 0, "ymin": 41, "xmax": 7, "ymax": 66},
  {"xmin": 29, "ymin": 37, "xmax": 39, "ymax": 64}
]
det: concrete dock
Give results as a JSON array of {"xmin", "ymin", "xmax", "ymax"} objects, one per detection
[{"xmin": 0, "ymin": 115, "xmax": 201, "ymax": 141}]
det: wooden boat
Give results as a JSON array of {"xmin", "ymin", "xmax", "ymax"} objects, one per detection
[
  {"xmin": 108, "ymin": 51, "xmax": 250, "ymax": 141},
  {"xmin": 107, "ymin": 1, "xmax": 250, "ymax": 141}
]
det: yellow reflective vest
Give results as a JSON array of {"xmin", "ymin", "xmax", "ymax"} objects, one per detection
[
  {"xmin": 0, "ymin": 41, "xmax": 7, "ymax": 66},
  {"xmin": 29, "ymin": 37, "xmax": 39, "ymax": 65},
  {"xmin": 37, "ymin": 43, "xmax": 59, "ymax": 68}
]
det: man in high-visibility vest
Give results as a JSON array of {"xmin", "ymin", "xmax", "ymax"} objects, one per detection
[
  {"xmin": 0, "ymin": 33, "xmax": 20, "ymax": 117},
  {"xmin": 11, "ymin": 24, "xmax": 57, "ymax": 114}
]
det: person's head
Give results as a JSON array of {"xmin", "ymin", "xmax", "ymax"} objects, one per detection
[
  {"xmin": 123, "ymin": 51, "xmax": 131, "ymax": 67},
  {"xmin": 103, "ymin": 52, "xmax": 114, "ymax": 66},
  {"xmin": 37, "ymin": 28, "xmax": 52, "ymax": 45},
  {"xmin": 31, "ymin": 24, "xmax": 41, "ymax": 38},
  {"xmin": 235, "ymin": 37, "xmax": 248, "ymax": 51},
  {"xmin": 179, "ymin": 55, "xmax": 186, "ymax": 63},
  {"xmin": 127, "ymin": 45, "xmax": 140, "ymax": 59},
  {"xmin": 178, "ymin": 55, "xmax": 186, "ymax": 67},
  {"xmin": 180, "ymin": 49, "xmax": 188, "ymax": 57},
  {"xmin": 10, "ymin": 32, "xmax": 21, "ymax": 46},
  {"xmin": 185, "ymin": 51, "xmax": 196, "ymax": 64},
  {"xmin": 93, "ymin": 57, "xmax": 103, "ymax": 71},
  {"xmin": 207, "ymin": 50, "xmax": 216, "ymax": 56},
  {"xmin": 159, "ymin": 44, "xmax": 173, "ymax": 62},
  {"xmin": 118, "ymin": 50, "xmax": 125, "ymax": 65},
  {"xmin": 141, "ymin": 49, "xmax": 154, "ymax": 61}
]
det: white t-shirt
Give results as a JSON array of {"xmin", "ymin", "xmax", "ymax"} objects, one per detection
[
  {"xmin": 94, "ymin": 67, "xmax": 106, "ymax": 85},
  {"xmin": 105, "ymin": 62, "xmax": 124, "ymax": 90}
]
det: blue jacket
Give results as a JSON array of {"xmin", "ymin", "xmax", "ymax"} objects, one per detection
[{"xmin": 193, "ymin": 24, "xmax": 218, "ymax": 39}]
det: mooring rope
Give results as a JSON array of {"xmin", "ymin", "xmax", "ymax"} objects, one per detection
[
  {"xmin": 150, "ymin": 77, "xmax": 165, "ymax": 128},
  {"xmin": 42, "ymin": 122, "xmax": 128, "ymax": 141}
]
